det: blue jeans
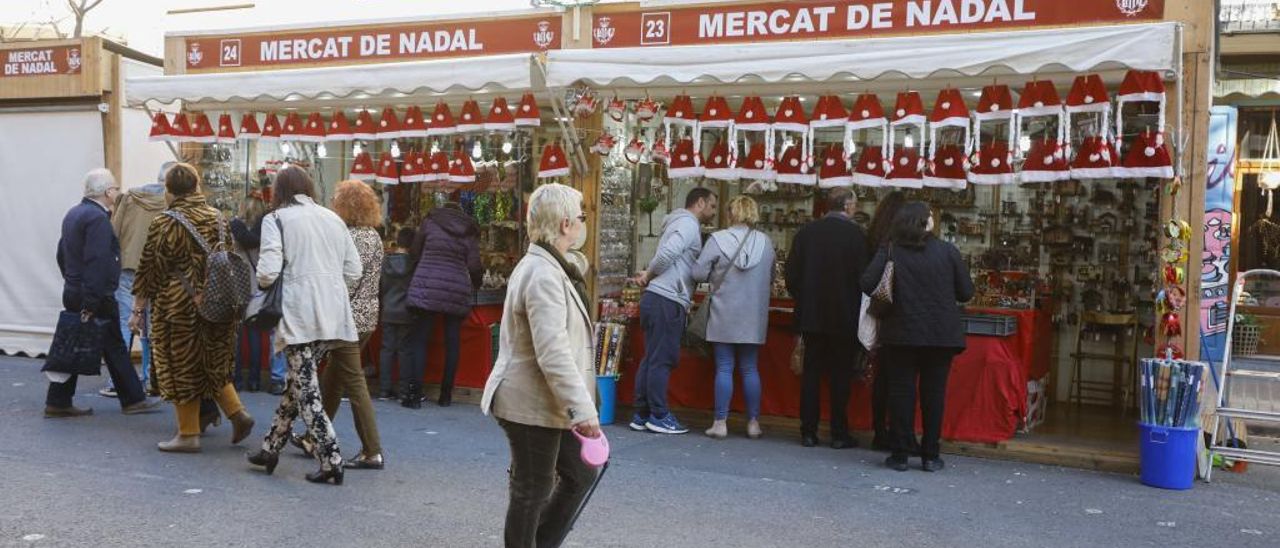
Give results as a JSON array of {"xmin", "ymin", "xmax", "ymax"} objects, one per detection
[
  {"xmin": 712, "ymin": 343, "xmax": 761, "ymax": 421},
  {"xmin": 634, "ymin": 292, "xmax": 684, "ymax": 420},
  {"xmin": 234, "ymin": 327, "xmax": 286, "ymax": 388},
  {"xmin": 111, "ymin": 270, "xmax": 149, "ymax": 387},
  {"xmin": 270, "ymin": 346, "xmax": 286, "ymax": 384}
]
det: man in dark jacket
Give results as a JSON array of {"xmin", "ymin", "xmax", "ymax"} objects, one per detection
[
  {"xmin": 45, "ymin": 169, "xmax": 159, "ymax": 418},
  {"xmin": 785, "ymin": 187, "xmax": 868, "ymax": 449}
]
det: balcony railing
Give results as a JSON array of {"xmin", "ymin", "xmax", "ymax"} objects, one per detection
[{"xmin": 1222, "ymin": 0, "xmax": 1280, "ymax": 33}]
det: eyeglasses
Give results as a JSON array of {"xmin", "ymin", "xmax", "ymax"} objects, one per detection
[{"xmin": 577, "ymin": 214, "xmax": 588, "ymax": 223}]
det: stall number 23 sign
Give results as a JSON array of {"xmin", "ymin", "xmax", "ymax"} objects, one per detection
[{"xmin": 641, "ymin": 12, "xmax": 671, "ymax": 46}]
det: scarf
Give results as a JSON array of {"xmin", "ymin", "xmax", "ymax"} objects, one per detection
[{"xmin": 537, "ymin": 241, "xmax": 589, "ymax": 307}]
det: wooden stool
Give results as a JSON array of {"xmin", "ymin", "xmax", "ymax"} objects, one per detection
[{"xmin": 1069, "ymin": 312, "xmax": 1140, "ymax": 411}]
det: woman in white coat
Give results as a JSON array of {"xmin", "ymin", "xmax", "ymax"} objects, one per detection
[
  {"xmin": 246, "ymin": 166, "xmax": 361, "ymax": 486},
  {"xmin": 481, "ymin": 183, "xmax": 600, "ymax": 547}
]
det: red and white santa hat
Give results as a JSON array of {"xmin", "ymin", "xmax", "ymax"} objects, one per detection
[
  {"xmin": 853, "ymin": 142, "xmax": 888, "ymax": 188},
  {"xmin": 321, "ymin": 111, "xmax": 350, "ymax": 141},
  {"xmin": 887, "ymin": 147, "xmax": 925, "ymax": 189},
  {"xmin": 170, "ymin": 113, "xmax": 193, "ymax": 142},
  {"xmin": 400, "ymin": 106, "xmax": 428, "ymax": 138},
  {"xmin": 258, "ymin": 113, "xmax": 281, "ymax": 142},
  {"xmin": 667, "ymin": 138, "xmax": 705, "ymax": 179},
  {"xmin": 846, "ymin": 93, "xmax": 887, "ymax": 132},
  {"xmin": 775, "ymin": 143, "xmax": 814, "ymax": 186},
  {"xmin": 375, "ymin": 107, "xmax": 401, "ymax": 140},
  {"xmin": 189, "ymin": 113, "xmax": 216, "ymax": 144},
  {"xmin": 515, "ymin": 93, "xmax": 541, "ymax": 127},
  {"xmin": 1069, "ymin": 135, "xmax": 1118, "ymax": 180},
  {"xmin": 427, "ymin": 103, "xmax": 457, "ymax": 136},
  {"xmin": 810, "ymin": 95, "xmax": 848, "ymax": 130},
  {"xmin": 149, "ymin": 112, "xmax": 173, "ymax": 142},
  {"xmin": 1016, "ymin": 80, "xmax": 1066, "ymax": 162},
  {"xmin": 456, "ymin": 100, "xmax": 484, "ymax": 133},
  {"xmin": 449, "ymin": 150, "xmax": 476, "ymax": 184},
  {"xmin": 299, "ymin": 113, "xmax": 327, "ymax": 143},
  {"xmin": 732, "ymin": 96, "xmax": 773, "ymax": 181},
  {"xmin": 486, "ymin": 97, "xmax": 516, "ymax": 132},
  {"xmin": 703, "ymin": 139, "xmax": 737, "ymax": 181},
  {"xmin": 735, "ymin": 96, "xmax": 771, "ymax": 131},
  {"xmin": 1020, "ymin": 137, "xmax": 1070, "ymax": 183},
  {"xmin": 928, "ymin": 88, "xmax": 972, "ymax": 177},
  {"xmin": 280, "ymin": 112, "xmax": 303, "ymax": 141},
  {"xmin": 817, "ymin": 143, "xmax": 852, "ymax": 188},
  {"xmin": 1116, "ymin": 70, "xmax": 1169, "ymax": 173},
  {"xmin": 425, "ymin": 150, "xmax": 451, "ymax": 182},
  {"xmin": 968, "ymin": 140, "xmax": 1015, "ymax": 185},
  {"xmin": 1065, "ymin": 74, "xmax": 1111, "ymax": 157},
  {"xmin": 737, "ymin": 141, "xmax": 776, "ymax": 181},
  {"xmin": 398, "ymin": 150, "xmax": 423, "ymax": 183},
  {"xmin": 1116, "ymin": 130, "xmax": 1173, "ymax": 179},
  {"xmin": 374, "ymin": 152, "xmax": 399, "ymax": 185},
  {"xmin": 887, "ymin": 92, "xmax": 926, "ymax": 187},
  {"xmin": 351, "ymin": 111, "xmax": 376, "ymax": 141},
  {"xmin": 538, "ymin": 142, "xmax": 571, "ymax": 179},
  {"xmin": 700, "ymin": 95, "xmax": 733, "ymax": 129},
  {"xmin": 925, "ymin": 144, "xmax": 968, "ymax": 190},
  {"xmin": 238, "ymin": 113, "xmax": 261, "ymax": 140},
  {"xmin": 665, "ymin": 94, "xmax": 698, "ymax": 128},
  {"xmin": 773, "ymin": 96, "xmax": 812, "ymax": 175},
  {"xmin": 972, "ymin": 85, "xmax": 1017, "ymax": 164},
  {"xmin": 349, "ymin": 152, "xmax": 375, "ymax": 181},
  {"xmin": 216, "ymin": 114, "xmax": 237, "ymax": 144}
]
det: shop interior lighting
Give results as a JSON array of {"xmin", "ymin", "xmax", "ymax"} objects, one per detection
[
  {"xmin": 316, "ymin": 142, "xmax": 327, "ymax": 158},
  {"xmin": 390, "ymin": 140, "xmax": 401, "ymax": 158},
  {"xmin": 472, "ymin": 140, "xmax": 484, "ymax": 160},
  {"xmin": 353, "ymin": 142, "xmax": 363, "ymax": 155},
  {"xmin": 1019, "ymin": 135, "xmax": 1032, "ymax": 153},
  {"xmin": 502, "ymin": 140, "xmax": 513, "ymax": 154},
  {"xmin": 904, "ymin": 135, "xmax": 915, "ymax": 148},
  {"xmin": 430, "ymin": 142, "xmax": 441, "ymax": 155},
  {"xmin": 280, "ymin": 141, "xmax": 291, "ymax": 155}
]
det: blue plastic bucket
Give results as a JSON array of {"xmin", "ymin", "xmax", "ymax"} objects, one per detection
[
  {"xmin": 1138, "ymin": 423, "xmax": 1199, "ymax": 490},
  {"xmin": 596, "ymin": 375, "xmax": 617, "ymax": 425}
]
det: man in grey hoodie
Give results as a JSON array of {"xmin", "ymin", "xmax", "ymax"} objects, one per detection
[{"xmin": 629, "ymin": 187, "xmax": 717, "ymax": 434}]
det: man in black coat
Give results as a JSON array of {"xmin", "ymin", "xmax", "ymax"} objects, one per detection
[
  {"xmin": 785, "ymin": 188, "xmax": 868, "ymax": 449},
  {"xmin": 44, "ymin": 169, "xmax": 158, "ymax": 418}
]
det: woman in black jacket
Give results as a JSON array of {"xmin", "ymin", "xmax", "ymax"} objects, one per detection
[
  {"xmin": 865, "ymin": 191, "xmax": 906, "ymax": 451},
  {"xmin": 861, "ymin": 201, "xmax": 974, "ymax": 473}
]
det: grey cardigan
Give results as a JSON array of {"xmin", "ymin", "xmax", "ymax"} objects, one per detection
[{"xmin": 692, "ymin": 226, "xmax": 775, "ymax": 345}]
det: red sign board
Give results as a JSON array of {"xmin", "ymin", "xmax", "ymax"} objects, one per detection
[
  {"xmin": 1, "ymin": 45, "xmax": 83, "ymax": 77},
  {"xmin": 182, "ymin": 15, "xmax": 562, "ymax": 72},
  {"xmin": 590, "ymin": 0, "xmax": 1165, "ymax": 48}
]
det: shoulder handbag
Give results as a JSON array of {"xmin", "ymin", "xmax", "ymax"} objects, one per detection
[
  {"xmin": 244, "ymin": 214, "xmax": 286, "ymax": 329},
  {"xmin": 867, "ymin": 245, "xmax": 894, "ymax": 318},
  {"xmin": 688, "ymin": 230, "xmax": 752, "ymax": 342}
]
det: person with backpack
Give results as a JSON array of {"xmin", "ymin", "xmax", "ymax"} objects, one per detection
[{"xmin": 131, "ymin": 163, "xmax": 255, "ymax": 453}]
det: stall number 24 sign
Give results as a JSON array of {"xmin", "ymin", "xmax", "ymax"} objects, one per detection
[{"xmin": 641, "ymin": 12, "xmax": 671, "ymax": 45}]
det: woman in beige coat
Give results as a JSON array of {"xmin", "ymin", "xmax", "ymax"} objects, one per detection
[{"xmin": 481, "ymin": 183, "xmax": 600, "ymax": 548}]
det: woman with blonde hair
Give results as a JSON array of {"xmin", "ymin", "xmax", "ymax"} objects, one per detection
[
  {"xmin": 290, "ymin": 179, "xmax": 386, "ymax": 470},
  {"xmin": 481, "ymin": 183, "xmax": 600, "ymax": 547},
  {"xmin": 132, "ymin": 163, "xmax": 254, "ymax": 452},
  {"xmin": 693, "ymin": 195, "xmax": 775, "ymax": 439}
]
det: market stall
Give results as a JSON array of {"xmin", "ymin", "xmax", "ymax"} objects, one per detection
[{"xmin": 548, "ymin": 7, "xmax": 1187, "ymax": 444}]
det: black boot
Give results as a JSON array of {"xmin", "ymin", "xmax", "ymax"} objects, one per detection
[
  {"xmin": 246, "ymin": 449, "xmax": 279, "ymax": 475},
  {"xmin": 401, "ymin": 382, "xmax": 422, "ymax": 409},
  {"xmin": 436, "ymin": 386, "xmax": 452, "ymax": 407}
]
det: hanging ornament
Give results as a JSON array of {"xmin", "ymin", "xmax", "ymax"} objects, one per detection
[
  {"xmin": 635, "ymin": 95, "xmax": 660, "ymax": 122},
  {"xmin": 570, "ymin": 86, "xmax": 599, "ymax": 119},
  {"xmin": 624, "ymin": 135, "xmax": 647, "ymax": 164},
  {"xmin": 590, "ymin": 132, "xmax": 617, "ymax": 156},
  {"xmin": 606, "ymin": 95, "xmax": 627, "ymax": 122}
]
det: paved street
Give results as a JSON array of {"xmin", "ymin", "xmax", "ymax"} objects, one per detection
[{"xmin": 1, "ymin": 355, "xmax": 1277, "ymax": 548}]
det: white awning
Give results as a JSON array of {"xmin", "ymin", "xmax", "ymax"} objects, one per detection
[
  {"xmin": 126, "ymin": 53, "xmax": 540, "ymax": 109},
  {"xmin": 545, "ymin": 22, "xmax": 1179, "ymax": 94}
]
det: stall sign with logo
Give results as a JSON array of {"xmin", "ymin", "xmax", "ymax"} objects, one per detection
[
  {"xmin": 182, "ymin": 15, "xmax": 562, "ymax": 72},
  {"xmin": 592, "ymin": 0, "xmax": 1164, "ymax": 48},
  {"xmin": 2, "ymin": 45, "xmax": 82, "ymax": 77}
]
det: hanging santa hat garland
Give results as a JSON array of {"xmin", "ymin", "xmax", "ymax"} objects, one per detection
[
  {"xmin": 400, "ymin": 150, "xmax": 426, "ymax": 183},
  {"xmin": 968, "ymin": 85, "xmax": 1017, "ymax": 185},
  {"xmin": 925, "ymin": 88, "xmax": 971, "ymax": 189},
  {"xmin": 189, "ymin": 113, "xmax": 216, "ymax": 144},
  {"xmin": 1016, "ymin": 80, "xmax": 1068, "ymax": 183},
  {"xmin": 449, "ymin": 148, "xmax": 476, "ymax": 184},
  {"xmin": 349, "ymin": 152, "xmax": 375, "ymax": 181},
  {"xmin": 375, "ymin": 107, "xmax": 401, "ymax": 140},
  {"xmin": 668, "ymin": 137, "xmax": 705, "ymax": 179},
  {"xmin": 1065, "ymin": 74, "xmax": 1111, "ymax": 160},
  {"xmin": 846, "ymin": 93, "xmax": 889, "ymax": 187},
  {"xmin": 326, "ymin": 111, "xmax": 353, "ymax": 141},
  {"xmin": 734, "ymin": 95, "xmax": 775, "ymax": 184},
  {"xmin": 773, "ymin": 96, "xmax": 813, "ymax": 185},
  {"xmin": 887, "ymin": 91, "xmax": 926, "ymax": 188},
  {"xmin": 351, "ymin": 110, "xmax": 377, "ymax": 141},
  {"xmin": 700, "ymin": 95, "xmax": 736, "ymax": 181},
  {"xmin": 456, "ymin": 100, "xmax": 484, "ymax": 133},
  {"xmin": 170, "ymin": 113, "xmax": 194, "ymax": 143},
  {"xmin": 401, "ymin": 106, "xmax": 428, "ymax": 138},
  {"xmin": 485, "ymin": 97, "xmax": 516, "ymax": 132},
  {"xmin": 238, "ymin": 113, "xmax": 261, "ymax": 140},
  {"xmin": 1115, "ymin": 70, "xmax": 1173, "ymax": 179},
  {"xmin": 704, "ymin": 137, "xmax": 738, "ymax": 181},
  {"xmin": 374, "ymin": 152, "xmax": 399, "ymax": 185},
  {"xmin": 216, "ymin": 114, "xmax": 237, "ymax": 144},
  {"xmin": 514, "ymin": 93, "xmax": 542, "ymax": 127},
  {"xmin": 817, "ymin": 143, "xmax": 853, "ymax": 188},
  {"xmin": 149, "ymin": 112, "xmax": 173, "ymax": 142},
  {"xmin": 663, "ymin": 94, "xmax": 699, "ymax": 165},
  {"xmin": 427, "ymin": 102, "xmax": 458, "ymax": 136}
]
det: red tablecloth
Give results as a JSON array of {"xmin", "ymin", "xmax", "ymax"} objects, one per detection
[
  {"xmin": 614, "ymin": 302, "xmax": 1051, "ymax": 443},
  {"xmin": 363, "ymin": 303, "xmax": 504, "ymax": 389}
]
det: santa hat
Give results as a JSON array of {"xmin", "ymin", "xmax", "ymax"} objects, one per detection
[
  {"xmin": 1065, "ymin": 74, "xmax": 1111, "ymax": 158},
  {"xmin": 149, "ymin": 112, "xmax": 173, "ymax": 142},
  {"xmin": 514, "ymin": 93, "xmax": 542, "ymax": 127},
  {"xmin": 485, "ymin": 97, "xmax": 516, "ymax": 132},
  {"xmin": 238, "ymin": 114, "xmax": 261, "ymax": 139},
  {"xmin": 349, "ymin": 152, "xmax": 375, "ymax": 181},
  {"xmin": 968, "ymin": 140, "xmax": 1015, "ymax": 185},
  {"xmin": 425, "ymin": 150, "xmax": 451, "ymax": 182},
  {"xmin": 448, "ymin": 150, "xmax": 476, "ymax": 184},
  {"xmin": 846, "ymin": 93, "xmax": 887, "ymax": 132},
  {"xmin": 456, "ymin": 100, "xmax": 484, "ymax": 133},
  {"xmin": 401, "ymin": 106, "xmax": 428, "ymax": 138},
  {"xmin": 216, "ymin": 114, "xmax": 237, "ymax": 144},
  {"xmin": 1069, "ymin": 136, "xmax": 1118, "ymax": 179},
  {"xmin": 1016, "ymin": 80, "xmax": 1066, "ymax": 165},
  {"xmin": 374, "ymin": 152, "xmax": 399, "ymax": 185},
  {"xmin": 538, "ymin": 142, "xmax": 571, "ymax": 179},
  {"xmin": 887, "ymin": 92, "xmax": 926, "ymax": 187},
  {"xmin": 972, "ymin": 85, "xmax": 1017, "ymax": 167},
  {"xmin": 817, "ymin": 143, "xmax": 852, "ymax": 188},
  {"xmin": 606, "ymin": 95, "xmax": 627, "ymax": 122},
  {"xmin": 732, "ymin": 96, "xmax": 773, "ymax": 182},
  {"xmin": 351, "ymin": 111, "xmax": 376, "ymax": 141},
  {"xmin": 170, "ymin": 113, "xmax": 193, "ymax": 142},
  {"xmin": 667, "ymin": 138, "xmax": 704, "ymax": 179},
  {"xmin": 1115, "ymin": 130, "xmax": 1173, "ymax": 179},
  {"xmin": 735, "ymin": 96, "xmax": 771, "ymax": 132},
  {"xmin": 427, "ymin": 103, "xmax": 457, "ymax": 136},
  {"xmin": 853, "ymin": 143, "xmax": 888, "ymax": 188},
  {"xmin": 259, "ymin": 113, "xmax": 282, "ymax": 142},
  {"xmin": 925, "ymin": 144, "xmax": 968, "ymax": 189},
  {"xmin": 298, "ymin": 113, "xmax": 326, "ymax": 143},
  {"xmin": 928, "ymin": 88, "xmax": 972, "ymax": 179},
  {"xmin": 775, "ymin": 143, "xmax": 814, "ymax": 186},
  {"xmin": 737, "ymin": 141, "xmax": 776, "ymax": 181},
  {"xmin": 399, "ymin": 150, "xmax": 426, "ymax": 183},
  {"xmin": 375, "ymin": 107, "xmax": 401, "ymax": 140},
  {"xmin": 773, "ymin": 96, "xmax": 812, "ymax": 177},
  {"xmin": 810, "ymin": 95, "xmax": 848, "ymax": 129},
  {"xmin": 1116, "ymin": 70, "xmax": 1169, "ymax": 174},
  {"xmin": 324, "ymin": 112, "xmax": 352, "ymax": 141},
  {"xmin": 665, "ymin": 94, "xmax": 698, "ymax": 128},
  {"xmin": 700, "ymin": 95, "xmax": 733, "ymax": 129},
  {"xmin": 704, "ymin": 140, "xmax": 738, "ymax": 181},
  {"xmin": 189, "ymin": 113, "xmax": 216, "ymax": 144},
  {"xmin": 887, "ymin": 147, "xmax": 924, "ymax": 189},
  {"xmin": 278, "ymin": 112, "xmax": 300, "ymax": 141},
  {"xmin": 1019, "ymin": 137, "xmax": 1070, "ymax": 183}
]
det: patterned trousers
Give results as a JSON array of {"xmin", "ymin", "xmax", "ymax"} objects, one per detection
[{"xmin": 261, "ymin": 342, "xmax": 343, "ymax": 471}]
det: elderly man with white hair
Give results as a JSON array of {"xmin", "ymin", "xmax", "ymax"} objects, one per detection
[
  {"xmin": 43, "ymin": 168, "xmax": 160, "ymax": 418},
  {"xmin": 481, "ymin": 182, "xmax": 601, "ymax": 548}
]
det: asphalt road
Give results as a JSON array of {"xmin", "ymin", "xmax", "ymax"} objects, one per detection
[{"xmin": 1, "ymin": 355, "xmax": 1277, "ymax": 548}]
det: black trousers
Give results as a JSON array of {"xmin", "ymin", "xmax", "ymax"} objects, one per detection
[
  {"xmin": 406, "ymin": 312, "xmax": 463, "ymax": 394},
  {"xmin": 498, "ymin": 419, "xmax": 597, "ymax": 548},
  {"xmin": 880, "ymin": 345, "xmax": 955, "ymax": 460},
  {"xmin": 46, "ymin": 296, "xmax": 146, "ymax": 409},
  {"xmin": 870, "ymin": 351, "xmax": 890, "ymax": 440},
  {"xmin": 800, "ymin": 332, "xmax": 857, "ymax": 439}
]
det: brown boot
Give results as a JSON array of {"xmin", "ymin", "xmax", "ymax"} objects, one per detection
[
  {"xmin": 157, "ymin": 433, "xmax": 201, "ymax": 453},
  {"xmin": 229, "ymin": 410, "xmax": 255, "ymax": 445}
]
